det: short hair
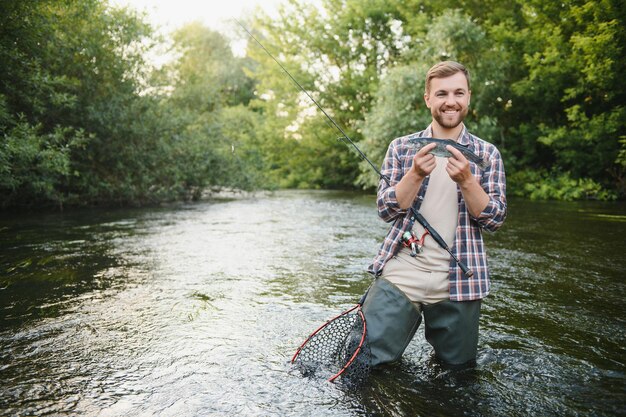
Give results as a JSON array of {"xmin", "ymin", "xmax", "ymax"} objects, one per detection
[{"xmin": 425, "ymin": 61, "xmax": 470, "ymax": 95}]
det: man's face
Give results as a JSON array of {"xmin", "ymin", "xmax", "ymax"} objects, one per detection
[{"xmin": 424, "ymin": 72, "xmax": 471, "ymax": 131}]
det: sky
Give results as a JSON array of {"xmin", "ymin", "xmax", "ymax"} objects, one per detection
[
  {"xmin": 111, "ymin": 0, "xmax": 285, "ymax": 34},
  {"xmin": 110, "ymin": 0, "xmax": 299, "ymax": 58}
]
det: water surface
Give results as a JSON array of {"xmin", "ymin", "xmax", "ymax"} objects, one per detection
[{"xmin": 1, "ymin": 190, "xmax": 624, "ymax": 416}]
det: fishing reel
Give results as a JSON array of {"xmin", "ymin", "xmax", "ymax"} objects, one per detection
[{"xmin": 401, "ymin": 230, "xmax": 429, "ymax": 257}]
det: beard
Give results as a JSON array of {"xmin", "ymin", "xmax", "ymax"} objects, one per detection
[{"xmin": 431, "ymin": 106, "xmax": 469, "ymax": 130}]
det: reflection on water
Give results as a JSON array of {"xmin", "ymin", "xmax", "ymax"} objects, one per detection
[{"xmin": 0, "ymin": 190, "xmax": 624, "ymax": 416}]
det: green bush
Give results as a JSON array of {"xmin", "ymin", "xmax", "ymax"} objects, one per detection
[{"xmin": 508, "ymin": 169, "xmax": 616, "ymax": 201}]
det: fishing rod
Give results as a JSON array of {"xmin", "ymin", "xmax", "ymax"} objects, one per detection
[{"xmin": 236, "ymin": 19, "xmax": 473, "ymax": 278}]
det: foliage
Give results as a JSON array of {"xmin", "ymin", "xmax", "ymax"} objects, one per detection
[
  {"xmin": 243, "ymin": 0, "xmax": 410, "ymax": 189},
  {"xmin": 1, "ymin": 0, "xmax": 624, "ymax": 208},
  {"xmin": 0, "ymin": 0, "xmax": 258, "ymax": 209},
  {"xmin": 156, "ymin": 23, "xmax": 262, "ymax": 195},
  {"xmin": 240, "ymin": 0, "xmax": 624, "ymax": 199},
  {"xmin": 503, "ymin": 0, "xmax": 626, "ymax": 194},
  {"xmin": 0, "ymin": 117, "xmax": 89, "ymax": 208},
  {"xmin": 168, "ymin": 22, "xmax": 255, "ymax": 111},
  {"xmin": 1, "ymin": 0, "xmax": 157, "ymax": 207},
  {"xmin": 357, "ymin": 64, "xmax": 431, "ymax": 188},
  {"xmin": 508, "ymin": 169, "xmax": 617, "ymax": 201}
]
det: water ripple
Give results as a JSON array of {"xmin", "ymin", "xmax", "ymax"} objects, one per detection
[{"xmin": 1, "ymin": 191, "xmax": 624, "ymax": 416}]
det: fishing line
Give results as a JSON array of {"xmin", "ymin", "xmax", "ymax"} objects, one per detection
[
  {"xmin": 235, "ymin": 19, "xmax": 384, "ymax": 178},
  {"xmin": 236, "ymin": 18, "xmax": 473, "ymax": 278}
]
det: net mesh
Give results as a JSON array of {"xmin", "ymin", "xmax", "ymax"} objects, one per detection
[{"xmin": 293, "ymin": 308, "xmax": 372, "ymax": 386}]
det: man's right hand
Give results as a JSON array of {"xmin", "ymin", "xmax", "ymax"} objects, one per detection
[
  {"xmin": 411, "ymin": 142, "xmax": 437, "ymax": 180},
  {"xmin": 395, "ymin": 143, "xmax": 438, "ymax": 209}
]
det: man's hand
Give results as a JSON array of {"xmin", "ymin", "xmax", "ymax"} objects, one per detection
[
  {"xmin": 445, "ymin": 145, "xmax": 489, "ymax": 217},
  {"xmin": 445, "ymin": 145, "xmax": 473, "ymax": 185},
  {"xmin": 394, "ymin": 143, "xmax": 437, "ymax": 209},
  {"xmin": 412, "ymin": 142, "xmax": 438, "ymax": 180}
]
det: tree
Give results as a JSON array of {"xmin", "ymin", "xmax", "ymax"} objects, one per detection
[
  {"xmin": 518, "ymin": 0, "xmax": 624, "ymax": 188},
  {"xmin": 243, "ymin": 0, "xmax": 412, "ymax": 189},
  {"xmin": 157, "ymin": 22, "xmax": 261, "ymax": 194},
  {"xmin": 0, "ymin": 1, "xmax": 262, "ymax": 208}
]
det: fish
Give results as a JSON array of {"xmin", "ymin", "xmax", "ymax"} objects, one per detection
[{"xmin": 406, "ymin": 136, "xmax": 490, "ymax": 170}]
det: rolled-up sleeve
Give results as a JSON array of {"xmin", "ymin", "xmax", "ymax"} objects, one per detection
[
  {"xmin": 474, "ymin": 146, "xmax": 507, "ymax": 232},
  {"xmin": 376, "ymin": 139, "xmax": 409, "ymax": 222}
]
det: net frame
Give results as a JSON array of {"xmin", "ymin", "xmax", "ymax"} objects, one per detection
[{"xmin": 291, "ymin": 304, "xmax": 370, "ymax": 383}]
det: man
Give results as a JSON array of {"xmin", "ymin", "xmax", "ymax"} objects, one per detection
[{"xmin": 366, "ymin": 61, "xmax": 507, "ymax": 368}]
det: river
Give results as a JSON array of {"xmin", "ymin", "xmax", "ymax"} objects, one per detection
[{"xmin": 1, "ymin": 190, "xmax": 624, "ymax": 416}]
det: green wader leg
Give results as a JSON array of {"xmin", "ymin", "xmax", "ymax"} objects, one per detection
[
  {"xmin": 361, "ymin": 278, "xmax": 422, "ymax": 367},
  {"xmin": 422, "ymin": 299, "xmax": 482, "ymax": 367}
]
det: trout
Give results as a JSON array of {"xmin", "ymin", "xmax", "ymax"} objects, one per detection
[{"xmin": 407, "ymin": 136, "xmax": 490, "ymax": 170}]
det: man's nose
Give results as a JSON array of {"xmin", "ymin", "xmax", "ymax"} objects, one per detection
[{"xmin": 444, "ymin": 93, "xmax": 456, "ymax": 105}]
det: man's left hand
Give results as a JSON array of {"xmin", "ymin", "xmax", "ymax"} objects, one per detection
[{"xmin": 445, "ymin": 145, "xmax": 473, "ymax": 185}]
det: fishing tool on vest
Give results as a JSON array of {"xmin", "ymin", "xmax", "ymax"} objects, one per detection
[
  {"xmin": 401, "ymin": 230, "xmax": 430, "ymax": 256},
  {"xmin": 236, "ymin": 18, "xmax": 474, "ymax": 386}
]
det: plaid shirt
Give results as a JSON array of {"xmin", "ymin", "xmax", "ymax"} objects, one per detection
[{"xmin": 368, "ymin": 125, "xmax": 507, "ymax": 301}]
